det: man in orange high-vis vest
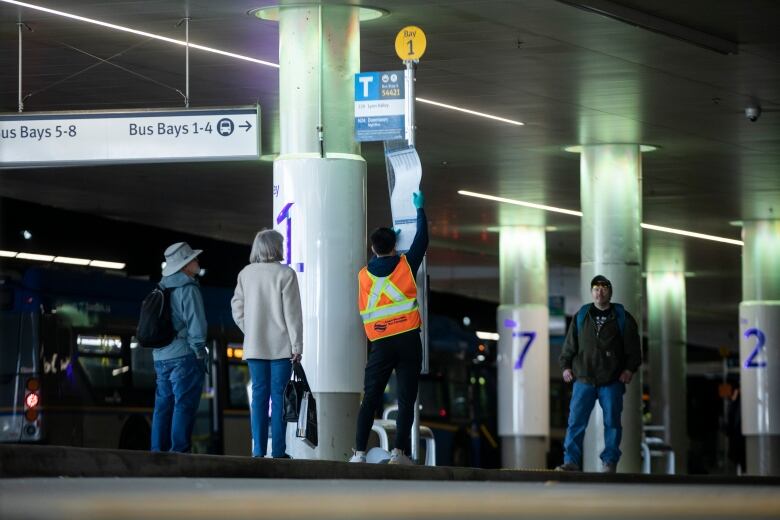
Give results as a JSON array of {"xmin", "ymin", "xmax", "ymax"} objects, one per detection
[{"xmin": 350, "ymin": 191, "xmax": 428, "ymax": 465}]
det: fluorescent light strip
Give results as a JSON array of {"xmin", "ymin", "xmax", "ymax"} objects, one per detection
[
  {"xmin": 54, "ymin": 256, "xmax": 91, "ymax": 266},
  {"xmin": 476, "ymin": 331, "xmax": 500, "ymax": 341},
  {"xmin": 1, "ymin": 0, "xmax": 279, "ymax": 68},
  {"xmin": 1, "ymin": 251, "xmax": 126, "ymax": 268},
  {"xmin": 4, "ymin": 2, "xmax": 532, "ymax": 129},
  {"xmin": 16, "ymin": 253, "xmax": 55, "ymax": 262},
  {"xmin": 417, "ymin": 97, "xmax": 524, "ymax": 126},
  {"xmin": 459, "ymin": 190, "xmax": 743, "ymax": 246},
  {"xmin": 640, "ymin": 223, "xmax": 743, "ymax": 246},
  {"xmin": 89, "ymin": 260, "xmax": 126, "ymax": 270},
  {"xmin": 458, "ymin": 190, "xmax": 583, "ymax": 217}
]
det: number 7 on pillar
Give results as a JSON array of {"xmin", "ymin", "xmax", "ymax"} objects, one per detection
[{"xmin": 513, "ymin": 331, "xmax": 536, "ymax": 370}]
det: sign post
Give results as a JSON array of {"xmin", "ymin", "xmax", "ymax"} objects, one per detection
[{"xmin": 395, "ymin": 25, "xmax": 428, "ymax": 464}]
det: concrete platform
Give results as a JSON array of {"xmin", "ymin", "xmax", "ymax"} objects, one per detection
[
  {"xmin": 2, "ymin": 444, "xmax": 780, "ymax": 486},
  {"xmin": 2, "ymin": 478, "xmax": 780, "ymax": 520}
]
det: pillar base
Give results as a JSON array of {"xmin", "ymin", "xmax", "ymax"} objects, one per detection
[
  {"xmin": 746, "ymin": 435, "xmax": 780, "ymax": 475},
  {"xmin": 501, "ymin": 435, "xmax": 547, "ymax": 469},
  {"xmin": 287, "ymin": 392, "xmax": 360, "ymax": 461}
]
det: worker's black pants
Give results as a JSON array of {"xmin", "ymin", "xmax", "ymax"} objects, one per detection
[{"xmin": 355, "ymin": 329, "xmax": 422, "ymax": 454}]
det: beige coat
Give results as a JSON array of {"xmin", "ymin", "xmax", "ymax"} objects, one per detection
[{"xmin": 231, "ymin": 262, "xmax": 303, "ymax": 359}]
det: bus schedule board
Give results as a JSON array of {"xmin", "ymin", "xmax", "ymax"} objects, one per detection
[
  {"xmin": 354, "ymin": 70, "xmax": 405, "ymax": 142},
  {"xmin": 0, "ymin": 106, "xmax": 260, "ymax": 168}
]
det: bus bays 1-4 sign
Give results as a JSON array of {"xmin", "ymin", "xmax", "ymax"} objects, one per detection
[{"xmin": 0, "ymin": 106, "xmax": 260, "ymax": 168}]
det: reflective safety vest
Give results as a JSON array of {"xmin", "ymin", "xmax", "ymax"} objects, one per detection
[{"xmin": 358, "ymin": 255, "xmax": 421, "ymax": 341}]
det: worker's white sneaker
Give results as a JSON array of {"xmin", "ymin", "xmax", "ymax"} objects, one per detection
[
  {"xmin": 388, "ymin": 449, "xmax": 414, "ymax": 465},
  {"xmin": 348, "ymin": 450, "xmax": 366, "ymax": 463}
]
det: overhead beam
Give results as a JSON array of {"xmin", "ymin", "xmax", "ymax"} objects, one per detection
[{"xmin": 557, "ymin": 0, "xmax": 738, "ymax": 55}]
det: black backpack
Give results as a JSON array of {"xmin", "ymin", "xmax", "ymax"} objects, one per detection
[{"xmin": 136, "ymin": 284, "xmax": 177, "ymax": 348}]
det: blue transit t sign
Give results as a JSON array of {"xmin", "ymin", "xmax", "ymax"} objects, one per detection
[{"xmin": 354, "ymin": 71, "xmax": 405, "ymax": 142}]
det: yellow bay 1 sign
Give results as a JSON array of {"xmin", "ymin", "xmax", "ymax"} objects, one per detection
[{"xmin": 395, "ymin": 26, "xmax": 426, "ymax": 61}]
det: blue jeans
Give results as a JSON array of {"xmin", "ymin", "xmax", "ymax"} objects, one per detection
[
  {"xmin": 151, "ymin": 354, "xmax": 204, "ymax": 453},
  {"xmin": 247, "ymin": 358, "xmax": 292, "ymax": 457},
  {"xmin": 563, "ymin": 380, "xmax": 625, "ymax": 467}
]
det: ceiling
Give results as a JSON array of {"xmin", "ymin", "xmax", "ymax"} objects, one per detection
[{"xmin": 1, "ymin": 0, "xmax": 779, "ymax": 348}]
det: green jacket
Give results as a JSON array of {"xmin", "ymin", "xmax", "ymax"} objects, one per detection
[{"xmin": 559, "ymin": 303, "xmax": 642, "ymax": 386}]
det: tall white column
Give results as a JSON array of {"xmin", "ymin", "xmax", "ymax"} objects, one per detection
[
  {"xmin": 740, "ymin": 220, "xmax": 780, "ymax": 475},
  {"xmin": 497, "ymin": 227, "xmax": 549, "ymax": 468},
  {"xmin": 647, "ymin": 271, "xmax": 687, "ymax": 473},
  {"xmin": 580, "ymin": 144, "xmax": 643, "ymax": 473},
  {"xmin": 274, "ymin": 4, "xmax": 366, "ymax": 460}
]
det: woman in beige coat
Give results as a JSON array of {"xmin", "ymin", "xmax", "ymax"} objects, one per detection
[{"xmin": 231, "ymin": 230, "xmax": 303, "ymax": 458}]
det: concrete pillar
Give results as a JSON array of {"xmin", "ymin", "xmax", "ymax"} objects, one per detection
[
  {"xmin": 740, "ymin": 220, "xmax": 780, "ymax": 475},
  {"xmin": 274, "ymin": 4, "xmax": 366, "ymax": 460},
  {"xmin": 580, "ymin": 144, "xmax": 643, "ymax": 473},
  {"xmin": 647, "ymin": 271, "xmax": 688, "ymax": 473},
  {"xmin": 497, "ymin": 227, "xmax": 549, "ymax": 469}
]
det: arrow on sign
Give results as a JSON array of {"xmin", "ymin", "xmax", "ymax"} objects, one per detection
[{"xmin": 239, "ymin": 121, "xmax": 252, "ymax": 132}]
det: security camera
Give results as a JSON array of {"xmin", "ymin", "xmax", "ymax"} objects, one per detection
[{"xmin": 745, "ymin": 105, "xmax": 761, "ymax": 122}]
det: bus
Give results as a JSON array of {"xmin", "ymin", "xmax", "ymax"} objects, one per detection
[
  {"xmin": 0, "ymin": 266, "xmax": 252, "ymax": 454},
  {"xmin": 0, "ymin": 265, "xmax": 510, "ymax": 465}
]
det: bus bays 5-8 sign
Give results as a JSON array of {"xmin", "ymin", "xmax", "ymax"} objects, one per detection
[{"xmin": 0, "ymin": 106, "xmax": 260, "ymax": 168}]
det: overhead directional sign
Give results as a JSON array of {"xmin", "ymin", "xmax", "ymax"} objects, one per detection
[
  {"xmin": 354, "ymin": 71, "xmax": 405, "ymax": 142},
  {"xmin": 0, "ymin": 106, "xmax": 260, "ymax": 168}
]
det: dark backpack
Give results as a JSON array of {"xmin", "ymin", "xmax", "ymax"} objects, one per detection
[
  {"xmin": 136, "ymin": 284, "xmax": 177, "ymax": 348},
  {"xmin": 575, "ymin": 303, "xmax": 626, "ymax": 338}
]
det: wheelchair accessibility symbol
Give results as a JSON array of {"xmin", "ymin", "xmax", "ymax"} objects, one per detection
[{"xmin": 217, "ymin": 118, "xmax": 234, "ymax": 136}]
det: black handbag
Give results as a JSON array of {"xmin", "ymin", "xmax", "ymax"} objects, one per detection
[{"xmin": 283, "ymin": 362, "xmax": 308, "ymax": 423}]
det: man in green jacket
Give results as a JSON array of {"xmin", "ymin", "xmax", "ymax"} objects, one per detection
[{"xmin": 556, "ymin": 275, "xmax": 642, "ymax": 473}]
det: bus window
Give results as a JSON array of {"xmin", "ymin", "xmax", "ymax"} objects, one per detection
[
  {"xmin": 0, "ymin": 286, "xmax": 13, "ymax": 311},
  {"xmin": 76, "ymin": 334, "xmax": 124, "ymax": 389},
  {"xmin": 129, "ymin": 337, "xmax": 155, "ymax": 389},
  {"xmin": 419, "ymin": 380, "xmax": 446, "ymax": 418},
  {"xmin": 226, "ymin": 343, "xmax": 249, "ymax": 408},
  {"xmin": 76, "ymin": 335, "xmax": 122, "ymax": 355},
  {"xmin": 448, "ymin": 382, "xmax": 469, "ymax": 420},
  {"xmin": 0, "ymin": 314, "xmax": 21, "ymax": 376},
  {"xmin": 0, "ymin": 314, "xmax": 22, "ymax": 441}
]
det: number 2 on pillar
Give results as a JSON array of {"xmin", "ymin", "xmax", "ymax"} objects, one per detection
[{"xmin": 744, "ymin": 327, "xmax": 767, "ymax": 368}]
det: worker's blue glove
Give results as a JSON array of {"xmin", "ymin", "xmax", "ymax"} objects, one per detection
[
  {"xmin": 393, "ymin": 227, "xmax": 401, "ymax": 237},
  {"xmin": 412, "ymin": 191, "xmax": 424, "ymax": 209}
]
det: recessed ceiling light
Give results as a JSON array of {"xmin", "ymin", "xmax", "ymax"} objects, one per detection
[
  {"xmin": 249, "ymin": 5, "xmax": 388, "ymax": 22},
  {"xmin": 564, "ymin": 144, "xmax": 658, "ymax": 153},
  {"xmin": 459, "ymin": 189, "xmax": 743, "ymax": 246}
]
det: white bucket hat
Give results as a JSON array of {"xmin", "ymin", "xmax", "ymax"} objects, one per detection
[{"xmin": 162, "ymin": 242, "xmax": 203, "ymax": 276}]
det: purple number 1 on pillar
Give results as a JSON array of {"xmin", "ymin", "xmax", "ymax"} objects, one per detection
[{"xmin": 276, "ymin": 202, "xmax": 304, "ymax": 273}]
